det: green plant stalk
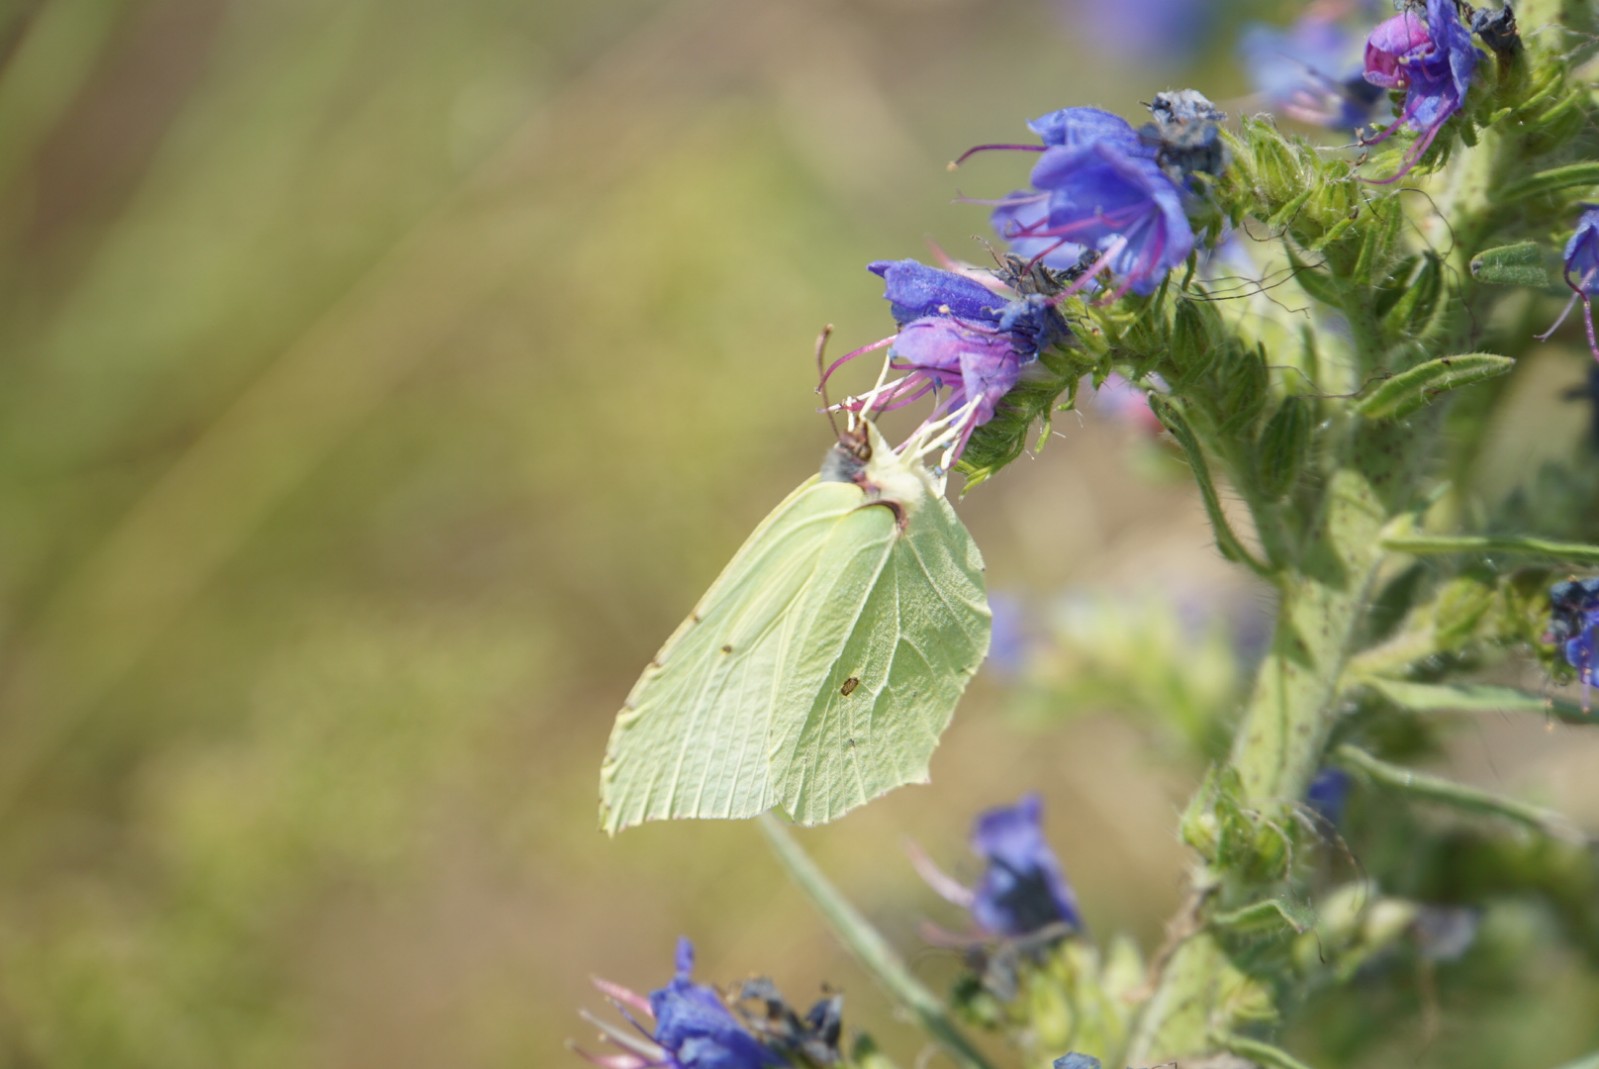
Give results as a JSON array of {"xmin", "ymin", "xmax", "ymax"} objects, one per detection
[
  {"xmin": 1125, "ymin": 419, "xmax": 1406, "ymax": 1064},
  {"xmin": 758, "ymin": 816, "xmax": 996, "ymax": 1069},
  {"xmin": 1122, "ymin": 35, "xmax": 1560, "ymax": 1054}
]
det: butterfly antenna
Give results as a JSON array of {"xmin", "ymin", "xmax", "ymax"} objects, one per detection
[{"xmin": 814, "ymin": 325, "xmax": 848, "ymax": 441}]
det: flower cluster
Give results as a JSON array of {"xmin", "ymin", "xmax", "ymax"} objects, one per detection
[
  {"xmin": 913, "ymin": 792, "xmax": 1083, "ymax": 941},
  {"xmin": 974, "ymin": 101, "xmax": 1209, "ymax": 299},
  {"xmin": 827, "ymin": 259, "xmax": 1071, "ymax": 470},
  {"xmin": 1540, "ymin": 206, "xmax": 1599, "ymax": 363},
  {"xmin": 1360, "ymin": 0, "xmax": 1480, "ymax": 181}
]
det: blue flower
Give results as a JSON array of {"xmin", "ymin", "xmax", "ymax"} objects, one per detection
[
  {"xmin": 1306, "ymin": 767, "xmax": 1352, "ymax": 827},
  {"xmin": 1240, "ymin": 13, "xmax": 1385, "ymax": 129},
  {"xmin": 578, "ymin": 939, "xmax": 778, "ymax": 1069},
  {"xmin": 871, "ymin": 257, "xmax": 1016, "ymax": 326},
  {"xmin": 984, "ymin": 593, "xmax": 1033, "ymax": 679},
  {"xmin": 1539, "ymin": 206, "xmax": 1599, "ymax": 363},
  {"xmin": 969, "ymin": 793, "xmax": 1083, "ymax": 938},
  {"xmin": 1545, "ymin": 576, "xmax": 1599, "ymax": 689},
  {"xmin": 1061, "ymin": 0, "xmax": 1211, "ymax": 66},
  {"xmin": 650, "ymin": 940, "xmax": 780, "ymax": 1069},
  {"xmin": 1053, "ymin": 1055, "xmax": 1103, "ymax": 1069},
  {"xmin": 1360, "ymin": 0, "xmax": 1480, "ymax": 181},
  {"xmin": 980, "ymin": 107, "xmax": 1196, "ymax": 298},
  {"xmin": 1027, "ymin": 106, "xmax": 1151, "ymax": 154},
  {"xmin": 827, "ymin": 260, "xmax": 1070, "ymax": 470}
]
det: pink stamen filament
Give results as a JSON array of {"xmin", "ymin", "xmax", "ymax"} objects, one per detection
[
  {"xmin": 569, "ymin": 1045, "xmax": 655, "ymax": 1069},
  {"xmin": 1363, "ymin": 105, "xmax": 1450, "ymax": 185},
  {"xmin": 591, "ymin": 978, "xmax": 654, "ymax": 1017},
  {"xmin": 950, "ymin": 142, "xmax": 1047, "ymax": 167},
  {"xmin": 904, "ymin": 839, "xmax": 977, "ymax": 908},
  {"xmin": 819, "ymin": 333, "xmax": 895, "ymax": 385},
  {"xmin": 1536, "ymin": 291, "xmax": 1582, "ymax": 342},
  {"xmin": 1583, "ymin": 294, "xmax": 1599, "ymax": 361}
]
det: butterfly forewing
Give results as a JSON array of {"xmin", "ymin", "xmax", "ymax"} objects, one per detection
[{"xmin": 600, "ymin": 477, "xmax": 859, "ymax": 832}]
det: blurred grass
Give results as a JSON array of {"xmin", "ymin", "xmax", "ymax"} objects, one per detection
[{"xmin": 0, "ymin": 1, "xmax": 1594, "ymax": 1066}]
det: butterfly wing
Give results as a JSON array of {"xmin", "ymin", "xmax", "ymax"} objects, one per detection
[
  {"xmin": 599, "ymin": 430, "xmax": 991, "ymax": 834},
  {"xmin": 600, "ymin": 476, "xmax": 863, "ymax": 834},
  {"xmin": 771, "ymin": 482, "xmax": 990, "ymax": 825}
]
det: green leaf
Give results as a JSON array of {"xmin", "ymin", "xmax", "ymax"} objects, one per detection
[
  {"xmin": 759, "ymin": 817, "xmax": 995, "ymax": 1069},
  {"xmin": 1285, "ymin": 245, "xmax": 1347, "ymax": 307},
  {"xmin": 1381, "ymin": 528, "xmax": 1599, "ymax": 566},
  {"xmin": 1355, "ymin": 354, "xmax": 1515, "ymax": 421},
  {"xmin": 1470, "ymin": 242, "xmax": 1552, "ymax": 287},
  {"xmin": 1147, "ymin": 394, "xmax": 1272, "ymax": 578},
  {"xmin": 1217, "ymin": 1035, "xmax": 1319, "ymax": 1069},
  {"xmin": 1382, "ymin": 253, "xmax": 1444, "ymax": 332},
  {"xmin": 1364, "ymin": 678, "xmax": 1597, "ymax": 725},
  {"xmin": 600, "ymin": 421, "xmax": 991, "ymax": 832},
  {"xmin": 1210, "ymin": 896, "xmax": 1316, "ymax": 938},
  {"xmin": 1333, "ymin": 744, "xmax": 1586, "ymax": 841},
  {"xmin": 1255, "ymin": 395, "xmax": 1313, "ymax": 501},
  {"xmin": 1498, "ymin": 161, "xmax": 1599, "ymax": 202}
]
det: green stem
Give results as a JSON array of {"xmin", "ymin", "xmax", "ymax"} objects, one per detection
[
  {"xmin": 1122, "ymin": 44, "xmax": 1564, "ymax": 1057},
  {"xmin": 758, "ymin": 816, "xmax": 996, "ymax": 1069},
  {"xmin": 1126, "ymin": 421, "xmax": 1407, "ymax": 1064}
]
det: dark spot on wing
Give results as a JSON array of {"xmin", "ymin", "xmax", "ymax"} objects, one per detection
[
  {"xmin": 721, "ymin": 644, "xmax": 734, "ymax": 654},
  {"xmin": 840, "ymin": 677, "xmax": 860, "ymax": 696}
]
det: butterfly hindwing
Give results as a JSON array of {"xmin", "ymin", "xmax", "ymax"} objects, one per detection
[
  {"xmin": 775, "ymin": 490, "xmax": 989, "ymax": 825},
  {"xmin": 599, "ymin": 423, "xmax": 991, "ymax": 834}
]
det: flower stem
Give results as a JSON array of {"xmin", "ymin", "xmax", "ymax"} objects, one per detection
[{"xmin": 758, "ymin": 816, "xmax": 997, "ymax": 1069}]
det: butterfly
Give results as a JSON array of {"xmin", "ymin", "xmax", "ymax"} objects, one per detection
[{"xmin": 599, "ymin": 414, "xmax": 991, "ymax": 833}]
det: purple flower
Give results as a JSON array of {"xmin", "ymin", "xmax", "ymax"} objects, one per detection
[
  {"xmin": 1306, "ymin": 767, "xmax": 1352, "ymax": 827},
  {"xmin": 1360, "ymin": 0, "xmax": 1480, "ymax": 181},
  {"xmin": 985, "ymin": 593, "xmax": 1033, "ymax": 678},
  {"xmin": 1545, "ymin": 577, "xmax": 1599, "ymax": 693},
  {"xmin": 825, "ymin": 259, "xmax": 1070, "ymax": 469},
  {"xmin": 1062, "ymin": 0, "xmax": 1211, "ymax": 66},
  {"xmin": 870, "ymin": 257, "xmax": 1013, "ymax": 326},
  {"xmin": 1241, "ymin": 14, "xmax": 1385, "ymax": 129},
  {"xmin": 970, "ymin": 794, "xmax": 1083, "ymax": 938},
  {"xmin": 909, "ymin": 793, "xmax": 1083, "ymax": 943},
  {"xmin": 1028, "ymin": 106, "xmax": 1151, "ymax": 154},
  {"xmin": 1539, "ymin": 206, "xmax": 1599, "ymax": 363},
  {"xmin": 1053, "ymin": 1056, "xmax": 1102, "ymax": 1069},
  {"xmin": 1007, "ymin": 143, "xmax": 1193, "ymax": 297},
  {"xmin": 577, "ymin": 939, "xmax": 778, "ymax": 1069},
  {"xmin": 1087, "ymin": 371, "xmax": 1164, "ymax": 435},
  {"xmin": 958, "ymin": 105, "xmax": 1204, "ymax": 298}
]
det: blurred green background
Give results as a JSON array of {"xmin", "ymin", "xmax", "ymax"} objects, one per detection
[{"xmin": 1, "ymin": 1, "xmax": 1597, "ymax": 1066}]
